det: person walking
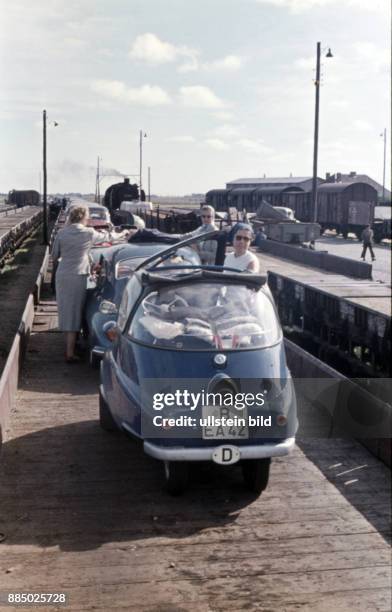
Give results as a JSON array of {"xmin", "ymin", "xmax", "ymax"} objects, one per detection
[
  {"xmin": 224, "ymin": 224, "xmax": 260, "ymax": 272},
  {"xmin": 52, "ymin": 205, "xmax": 109, "ymax": 363},
  {"xmin": 360, "ymin": 224, "xmax": 376, "ymax": 261}
]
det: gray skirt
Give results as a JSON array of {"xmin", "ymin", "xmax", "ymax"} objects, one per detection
[{"xmin": 56, "ymin": 273, "xmax": 88, "ymax": 332}]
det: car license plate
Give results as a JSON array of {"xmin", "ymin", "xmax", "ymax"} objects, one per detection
[{"xmin": 202, "ymin": 405, "xmax": 249, "ymax": 440}]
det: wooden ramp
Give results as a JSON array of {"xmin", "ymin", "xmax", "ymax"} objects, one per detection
[{"xmin": 0, "ymin": 289, "xmax": 390, "ymax": 611}]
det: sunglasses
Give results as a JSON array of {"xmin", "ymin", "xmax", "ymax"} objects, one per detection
[
  {"xmin": 235, "ymin": 235, "xmax": 251, "ymax": 242},
  {"xmin": 202, "ymin": 214, "xmax": 212, "ymax": 219}
]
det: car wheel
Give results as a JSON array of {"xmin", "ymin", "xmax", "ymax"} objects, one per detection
[
  {"xmin": 99, "ymin": 390, "xmax": 117, "ymax": 432},
  {"xmin": 164, "ymin": 461, "xmax": 188, "ymax": 496},
  {"xmin": 241, "ymin": 458, "xmax": 271, "ymax": 494}
]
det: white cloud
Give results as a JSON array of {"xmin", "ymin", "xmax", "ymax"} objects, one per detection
[
  {"xmin": 212, "ymin": 124, "xmax": 242, "ymax": 138},
  {"xmin": 167, "ymin": 135, "xmax": 196, "ymax": 143},
  {"xmin": 255, "ymin": 0, "xmax": 384, "ymax": 12},
  {"xmin": 91, "ymin": 80, "xmax": 171, "ymax": 106},
  {"xmin": 129, "ymin": 33, "xmax": 198, "ymax": 66},
  {"xmin": 237, "ymin": 138, "xmax": 273, "ymax": 154},
  {"xmin": 179, "ymin": 86, "xmax": 226, "ymax": 109},
  {"xmin": 204, "ymin": 55, "xmax": 244, "ymax": 71},
  {"xmin": 179, "ymin": 54, "xmax": 244, "ymax": 73},
  {"xmin": 212, "ymin": 111, "xmax": 235, "ymax": 121},
  {"xmin": 205, "ymin": 138, "xmax": 230, "ymax": 151},
  {"xmin": 128, "ymin": 33, "xmax": 243, "ymax": 74}
]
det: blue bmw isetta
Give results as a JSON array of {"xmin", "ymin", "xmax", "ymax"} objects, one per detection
[{"xmin": 99, "ymin": 232, "xmax": 297, "ymax": 495}]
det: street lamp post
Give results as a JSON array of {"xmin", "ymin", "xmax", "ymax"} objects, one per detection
[
  {"xmin": 381, "ymin": 128, "xmax": 386, "ymax": 203},
  {"xmin": 311, "ymin": 43, "xmax": 333, "ymax": 223},
  {"xmin": 42, "ymin": 110, "xmax": 58, "ymax": 245},
  {"xmin": 139, "ymin": 130, "xmax": 147, "ymax": 200},
  {"xmin": 43, "ymin": 109, "xmax": 48, "ymax": 245}
]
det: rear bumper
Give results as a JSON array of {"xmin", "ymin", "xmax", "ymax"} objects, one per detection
[{"xmin": 143, "ymin": 436, "xmax": 296, "ymax": 462}]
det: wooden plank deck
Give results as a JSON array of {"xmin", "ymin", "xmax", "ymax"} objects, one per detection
[{"xmin": 0, "ymin": 289, "xmax": 391, "ymax": 611}]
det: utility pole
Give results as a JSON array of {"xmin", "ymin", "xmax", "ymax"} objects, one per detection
[
  {"xmin": 43, "ymin": 109, "xmax": 48, "ymax": 245},
  {"xmin": 139, "ymin": 130, "xmax": 143, "ymax": 198},
  {"xmin": 311, "ymin": 42, "xmax": 321, "ymax": 223},
  {"xmin": 95, "ymin": 156, "xmax": 101, "ymax": 203},
  {"xmin": 139, "ymin": 130, "xmax": 147, "ymax": 200},
  {"xmin": 148, "ymin": 166, "xmax": 151, "ymax": 201},
  {"xmin": 311, "ymin": 43, "xmax": 333, "ymax": 222},
  {"xmin": 381, "ymin": 128, "xmax": 386, "ymax": 204}
]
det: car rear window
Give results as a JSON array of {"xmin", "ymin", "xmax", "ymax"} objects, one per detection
[{"xmin": 128, "ymin": 282, "xmax": 281, "ymax": 350}]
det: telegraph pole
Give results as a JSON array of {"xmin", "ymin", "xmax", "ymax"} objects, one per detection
[
  {"xmin": 311, "ymin": 42, "xmax": 321, "ymax": 223},
  {"xmin": 42, "ymin": 109, "xmax": 48, "ymax": 245},
  {"xmin": 382, "ymin": 128, "xmax": 386, "ymax": 204},
  {"xmin": 95, "ymin": 156, "xmax": 101, "ymax": 203},
  {"xmin": 148, "ymin": 166, "xmax": 151, "ymax": 201},
  {"xmin": 139, "ymin": 130, "xmax": 143, "ymax": 198}
]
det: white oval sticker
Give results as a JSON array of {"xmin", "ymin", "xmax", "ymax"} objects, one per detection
[{"xmin": 212, "ymin": 445, "xmax": 241, "ymax": 465}]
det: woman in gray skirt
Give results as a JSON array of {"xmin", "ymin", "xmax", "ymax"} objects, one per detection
[{"xmin": 52, "ymin": 205, "xmax": 108, "ymax": 363}]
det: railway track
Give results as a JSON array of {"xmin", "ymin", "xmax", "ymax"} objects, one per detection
[{"xmin": 0, "ymin": 207, "xmax": 43, "ymax": 268}]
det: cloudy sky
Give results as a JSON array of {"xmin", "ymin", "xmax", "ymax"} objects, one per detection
[{"xmin": 0, "ymin": 0, "xmax": 390, "ymax": 195}]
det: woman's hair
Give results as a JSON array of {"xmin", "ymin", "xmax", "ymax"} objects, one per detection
[
  {"xmin": 68, "ymin": 205, "xmax": 88, "ymax": 224},
  {"xmin": 201, "ymin": 204, "xmax": 215, "ymax": 218},
  {"xmin": 233, "ymin": 222, "xmax": 254, "ymax": 239}
]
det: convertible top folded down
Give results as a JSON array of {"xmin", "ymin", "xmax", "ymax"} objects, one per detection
[{"xmin": 140, "ymin": 268, "xmax": 267, "ymax": 289}]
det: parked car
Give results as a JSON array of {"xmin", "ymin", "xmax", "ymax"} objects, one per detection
[
  {"xmin": 85, "ymin": 232, "xmax": 201, "ymax": 367},
  {"xmin": 98, "ymin": 231, "xmax": 297, "ymax": 495}
]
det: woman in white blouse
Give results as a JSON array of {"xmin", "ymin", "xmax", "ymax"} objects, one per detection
[{"xmin": 224, "ymin": 224, "xmax": 260, "ymax": 273}]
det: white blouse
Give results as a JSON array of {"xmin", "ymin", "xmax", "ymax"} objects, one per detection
[{"xmin": 224, "ymin": 250, "xmax": 259, "ymax": 272}]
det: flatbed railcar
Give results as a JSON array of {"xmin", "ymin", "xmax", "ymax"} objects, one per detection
[{"xmin": 268, "ymin": 271, "xmax": 391, "ymax": 378}]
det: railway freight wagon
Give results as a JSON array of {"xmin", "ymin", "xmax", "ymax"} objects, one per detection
[
  {"xmin": 316, "ymin": 182, "xmax": 376, "ymax": 238},
  {"xmin": 281, "ymin": 183, "xmax": 376, "ymax": 237},
  {"xmin": 205, "ymin": 189, "xmax": 229, "ymax": 212},
  {"xmin": 7, "ymin": 190, "xmax": 40, "ymax": 207}
]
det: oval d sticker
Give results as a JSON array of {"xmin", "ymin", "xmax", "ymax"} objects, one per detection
[{"xmin": 212, "ymin": 445, "xmax": 240, "ymax": 465}]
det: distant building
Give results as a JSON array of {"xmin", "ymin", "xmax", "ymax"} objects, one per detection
[
  {"xmin": 325, "ymin": 172, "xmax": 391, "ymax": 202},
  {"xmin": 226, "ymin": 177, "xmax": 324, "ymax": 191}
]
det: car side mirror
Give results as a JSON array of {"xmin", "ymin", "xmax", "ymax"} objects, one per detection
[
  {"xmin": 99, "ymin": 300, "xmax": 118, "ymax": 315},
  {"xmin": 103, "ymin": 320, "xmax": 119, "ymax": 342}
]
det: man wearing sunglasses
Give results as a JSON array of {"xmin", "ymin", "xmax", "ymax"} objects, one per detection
[
  {"xmin": 185, "ymin": 205, "xmax": 218, "ymax": 265},
  {"xmin": 224, "ymin": 223, "xmax": 260, "ymax": 273}
]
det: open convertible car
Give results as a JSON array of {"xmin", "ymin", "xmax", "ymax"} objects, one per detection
[
  {"xmin": 98, "ymin": 231, "xmax": 298, "ymax": 495},
  {"xmin": 84, "ymin": 230, "xmax": 201, "ymax": 366}
]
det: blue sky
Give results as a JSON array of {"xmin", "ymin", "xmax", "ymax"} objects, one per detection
[{"xmin": 0, "ymin": 0, "xmax": 390, "ymax": 195}]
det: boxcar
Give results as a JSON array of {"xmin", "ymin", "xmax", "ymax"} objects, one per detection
[
  {"xmin": 8, "ymin": 190, "xmax": 40, "ymax": 207},
  {"xmin": 205, "ymin": 189, "xmax": 229, "ymax": 212}
]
